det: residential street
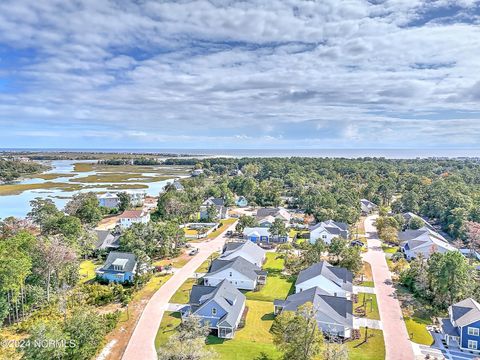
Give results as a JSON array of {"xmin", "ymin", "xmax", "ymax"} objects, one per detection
[
  {"xmin": 363, "ymin": 215, "xmax": 415, "ymax": 360},
  {"xmin": 121, "ymin": 221, "xmax": 237, "ymax": 360}
]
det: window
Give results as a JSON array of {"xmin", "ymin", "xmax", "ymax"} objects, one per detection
[
  {"xmin": 229, "ymin": 272, "xmax": 232, "ymax": 277},
  {"xmin": 322, "ymin": 235, "xmax": 327, "ymax": 239},
  {"xmin": 468, "ymin": 327, "xmax": 480, "ymax": 336},
  {"xmin": 212, "ymin": 308, "xmax": 217, "ymax": 316},
  {"xmin": 468, "ymin": 340, "xmax": 478, "ymax": 350}
]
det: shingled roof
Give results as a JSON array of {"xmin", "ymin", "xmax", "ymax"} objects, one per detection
[
  {"xmin": 450, "ymin": 298, "xmax": 480, "ymax": 327},
  {"xmin": 296, "ymin": 261, "xmax": 353, "ymax": 293}
]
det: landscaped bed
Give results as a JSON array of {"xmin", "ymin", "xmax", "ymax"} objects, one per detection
[{"xmin": 354, "ymin": 293, "xmax": 380, "ymax": 320}]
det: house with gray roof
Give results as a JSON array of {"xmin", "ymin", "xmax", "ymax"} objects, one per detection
[
  {"xmin": 180, "ymin": 279, "xmax": 246, "ymax": 339},
  {"xmin": 203, "ymin": 257, "xmax": 267, "ymax": 290},
  {"xmin": 200, "ymin": 197, "xmax": 228, "ymax": 220},
  {"xmin": 439, "ymin": 298, "xmax": 480, "ymax": 351},
  {"xmin": 295, "ymin": 261, "xmax": 353, "ymax": 299},
  {"xmin": 274, "ymin": 287, "xmax": 354, "ymax": 339},
  {"xmin": 399, "ymin": 226, "xmax": 456, "ymax": 260},
  {"xmin": 243, "ymin": 226, "xmax": 288, "ymax": 244},
  {"xmin": 256, "ymin": 207, "xmax": 292, "ymax": 223},
  {"xmin": 219, "ymin": 241, "xmax": 266, "ymax": 267},
  {"xmin": 360, "ymin": 199, "xmax": 377, "ymax": 215},
  {"xmin": 94, "ymin": 230, "xmax": 121, "ymax": 251},
  {"xmin": 309, "ymin": 220, "xmax": 349, "ymax": 245},
  {"xmin": 96, "ymin": 251, "xmax": 137, "ymax": 284}
]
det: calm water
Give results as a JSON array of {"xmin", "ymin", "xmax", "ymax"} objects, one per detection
[{"xmin": 0, "ymin": 160, "xmax": 181, "ymax": 219}]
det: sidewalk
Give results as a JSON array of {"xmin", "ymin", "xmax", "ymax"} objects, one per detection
[{"xmin": 363, "ymin": 215, "xmax": 415, "ymax": 360}]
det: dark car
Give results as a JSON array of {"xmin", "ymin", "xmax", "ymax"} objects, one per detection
[{"xmin": 350, "ymin": 240, "xmax": 365, "ymax": 247}]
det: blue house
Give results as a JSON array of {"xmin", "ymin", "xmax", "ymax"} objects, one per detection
[
  {"xmin": 180, "ymin": 279, "xmax": 246, "ymax": 339},
  {"xmin": 96, "ymin": 252, "xmax": 137, "ymax": 284},
  {"xmin": 235, "ymin": 196, "xmax": 248, "ymax": 207},
  {"xmin": 243, "ymin": 227, "xmax": 288, "ymax": 244},
  {"xmin": 440, "ymin": 298, "xmax": 480, "ymax": 352}
]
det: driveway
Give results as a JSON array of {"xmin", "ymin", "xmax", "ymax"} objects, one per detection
[
  {"xmin": 121, "ymin": 221, "xmax": 237, "ymax": 360},
  {"xmin": 363, "ymin": 215, "xmax": 415, "ymax": 360}
]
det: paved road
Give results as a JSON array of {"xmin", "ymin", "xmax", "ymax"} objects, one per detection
[
  {"xmin": 122, "ymin": 221, "xmax": 237, "ymax": 360},
  {"xmin": 363, "ymin": 215, "xmax": 415, "ymax": 360}
]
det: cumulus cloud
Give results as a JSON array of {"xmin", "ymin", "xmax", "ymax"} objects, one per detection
[{"xmin": 0, "ymin": 0, "xmax": 479, "ymax": 149}]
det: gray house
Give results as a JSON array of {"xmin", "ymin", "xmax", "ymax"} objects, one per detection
[
  {"xmin": 203, "ymin": 257, "xmax": 267, "ymax": 290},
  {"xmin": 180, "ymin": 279, "xmax": 246, "ymax": 339},
  {"xmin": 219, "ymin": 241, "xmax": 266, "ymax": 267},
  {"xmin": 94, "ymin": 230, "xmax": 121, "ymax": 251},
  {"xmin": 200, "ymin": 197, "xmax": 228, "ymax": 220},
  {"xmin": 274, "ymin": 287, "xmax": 354, "ymax": 338},
  {"xmin": 309, "ymin": 220, "xmax": 349, "ymax": 245},
  {"xmin": 295, "ymin": 261, "xmax": 353, "ymax": 299}
]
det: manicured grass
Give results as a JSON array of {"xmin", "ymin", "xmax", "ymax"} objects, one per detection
[
  {"xmin": 169, "ymin": 278, "xmax": 197, "ymax": 304},
  {"xmin": 354, "ymin": 293, "xmax": 380, "ymax": 320},
  {"xmin": 206, "ymin": 300, "xmax": 282, "ymax": 360},
  {"xmin": 195, "ymin": 252, "xmax": 220, "ymax": 273},
  {"xmin": 245, "ymin": 252, "xmax": 295, "ymax": 302},
  {"xmin": 153, "ymin": 253, "xmax": 192, "ymax": 269},
  {"xmin": 359, "ymin": 281, "xmax": 375, "ymax": 287},
  {"xmin": 357, "ymin": 261, "xmax": 374, "ymax": 287},
  {"xmin": 132, "ymin": 274, "xmax": 172, "ymax": 302},
  {"xmin": 347, "ymin": 328, "xmax": 385, "ymax": 360},
  {"xmin": 404, "ymin": 316, "xmax": 434, "ymax": 345},
  {"xmin": 155, "ymin": 311, "xmax": 182, "ymax": 349},
  {"xmin": 79, "ymin": 260, "xmax": 96, "ymax": 284},
  {"xmin": 207, "ymin": 218, "xmax": 237, "ymax": 238},
  {"xmin": 382, "ymin": 245, "xmax": 399, "ymax": 254}
]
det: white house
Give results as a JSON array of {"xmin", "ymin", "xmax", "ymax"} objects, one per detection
[
  {"xmin": 98, "ymin": 193, "xmax": 120, "ymax": 208},
  {"xmin": 256, "ymin": 207, "xmax": 291, "ymax": 223},
  {"xmin": 127, "ymin": 191, "xmax": 146, "ymax": 207},
  {"xmin": 118, "ymin": 210, "xmax": 150, "ymax": 229},
  {"xmin": 399, "ymin": 226, "xmax": 456, "ymax": 260},
  {"xmin": 219, "ymin": 241, "xmax": 266, "ymax": 267},
  {"xmin": 309, "ymin": 220, "xmax": 349, "ymax": 245},
  {"xmin": 200, "ymin": 197, "xmax": 228, "ymax": 220},
  {"xmin": 295, "ymin": 261, "xmax": 353, "ymax": 299},
  {"xmin": 203, "ymin": 257, "xmax": 267, "ymax": 290}
]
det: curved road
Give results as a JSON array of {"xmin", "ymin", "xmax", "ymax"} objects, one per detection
[
  {"xmin": 363, "ymin": 215, "xmax": 415, "ymax": 360},
  {"xmin": 122, "ymin": 222, "xmax": 237, "ymax": 360}
]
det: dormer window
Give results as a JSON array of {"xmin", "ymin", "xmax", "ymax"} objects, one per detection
[
  {"xmin": 112, "ymin": 258, "xmax": 128, "ymax": 271},
  {"xmin": 212, "ymin": 307, "xmax": 217, "ymax": 315},
  {"xmin": 229, "ymin": 272, "xmax": 232, "ymax": 277}
]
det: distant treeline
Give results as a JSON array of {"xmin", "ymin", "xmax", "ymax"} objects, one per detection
[
  {"xmin": 1, "ymin": 151, "xmax": 201, "ymax": 160},
  {"xmin": 98, "ymin": 157, "xmax": 161, "ymax": 166},
  {"xmin": 0, "ymin": 159, "xmax": 47, "ymax": 182}
]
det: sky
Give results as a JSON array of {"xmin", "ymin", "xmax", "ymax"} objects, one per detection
[{"xmin": 0, "ymin": 0, "xmax": 479, "ymax": 150}]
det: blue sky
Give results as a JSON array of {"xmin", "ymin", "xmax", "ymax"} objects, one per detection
[{"xmin": 0, "ymin": 0, "xmax": 479, "ymax": 149}]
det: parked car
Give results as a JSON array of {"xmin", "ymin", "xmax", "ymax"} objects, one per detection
[
  {"xmin": 189, "ymin": 248, "xmax": 199, "ymax": 256},
  {"xmin": 226, "ymin": 230, "xmax": 233, "ymax": 237},
  {"xmin": 350, "ymin": 240, "xmax": 365, "ymax": 247}
]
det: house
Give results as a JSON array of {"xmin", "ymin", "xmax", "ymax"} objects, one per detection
[
  {"xmin": 98, "ymin": 193, "xmax": 120, "ymax": 208},
  {"xmin": 399, "ymin": 226, "xmax": 456, "ymax": 260},
  {"xmin": 180, "ymin": 280, "xmax": 246, "ymax": 339},
  {"xmin": 258, "ymin": 215, "xmax": 276, "ymax": 228},
  {"xmin": 118, "ymin": 210, "xmax": 150, "ymax": 229},
  {"xmin": 230, "ymin": 169, "xmax": 243, "ymax": 176},
  {"xmin": 203, "ymin": 257, "xmax": 267, "ymax": 290},
  {"xmin": 127, "ymin": 191, "xmax": 146, "ymax": 206},
  {"xmin": 165, "ymin": 179, "xmax": 184, "ymax": 191},
  {"xmin": 192, "ymin": 169, "xmax": 204, "ymax": 177},
  {"xmin": 439, "ymin": 298, "xmax": 480, "ymax": 351},
  {"xmin": 295, "ymin": 261, "xmax": 353, "ymax": 299},
  {"xmin": 235, "ymin": 196, "xmax": 248, "ymax": 207},
  {"xmin": 256, "ymin": 207, "xmax": 291, "ymax": 223},
  {"xmin": 200, "ymin": 197, "xmax": 228, "ymax": 220},
  {"xmin": 309, "ymin": 220, "xmax": 349, "ymax": 245},
  {"xmin": 273, "ymin": 287, "xmax": 354, "ymax": 339},
  {"xmin": 402, "ymin": 212, "xmax": 435, "ymax": 231},
  {"xmin": 219, "ymin": 241, "xmax": 266, "ymax": 267},
  {"xmin": 94, "ymin": 230, "xmax": 121, "ymax": 251},
  {"xmin": 96, "ymin": 252, "xmax": 137, "ymax": 283},
  {"xmin": 360, "ymin": 199, "xmax": 377, "ymax": 215},
  {"xmin": 243, "ymin": 227, "xmax": 288, "ymax": 244}
]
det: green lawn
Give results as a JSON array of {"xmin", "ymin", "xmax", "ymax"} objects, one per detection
[
  {"xmin": 195, "ymin": 252, "xmax": 220, "ymax": 273},
  {"xmin": 382, "ymin": 245, "xmax": 399, "ymax": 254},
  {"xmin": 358, "ymin": 281, "xmax": 375, "ymax": 287},
  {"xmin": 356, "ymin": 262, "xmax": 374, "ymax": 287},
  {"xmin": 79, "ymin": 260, "xmax": 96, "ymax": 284},
  {"xmin": 404, "ymin": 316, "xmax": 434, "ymax": 345},
  {"xmin": 245, "ymin": 253, "xmax": 295, "ymax": 302},
  {"xmin": 354, "ymin": 293, "xmax": 380, "ymax": 320},
  {"xmin": 206, "ymin": 300, "xmax": 282, "ymax": 360},
  {"xmin": 207, "ymin": 218, "xmax": 237, "ymax": 238},
  {"xmin": 155, "ymin": 311, "xmax": 182, "ymax": 349},
  {"xmin": 169, "ymin": 278, "xmax": 197, "ymax": 304},
  {"xmin": 347, "ymin": 328, "xmax": 385, "ymax": 360}
]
